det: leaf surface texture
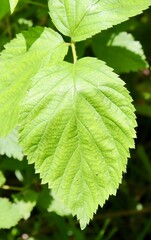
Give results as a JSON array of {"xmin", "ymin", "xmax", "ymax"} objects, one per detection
[
  {"xmin": 19, "ymin": 58, "xmax": 136, "ymax": 229},
  {"xmin": 0, "ymin": 27, "xmax": 68, "ymax": 136},
  {"xmin": 48, "ymin": 0, "xmax": 151, "ymax": 41}
]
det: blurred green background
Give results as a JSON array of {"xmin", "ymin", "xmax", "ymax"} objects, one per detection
[{"xmin": 0, "ymin": 1, "xmax": 151, "ymax": 239}]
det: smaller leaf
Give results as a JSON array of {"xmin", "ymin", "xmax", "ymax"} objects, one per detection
[
  {"xmin": 48, "ymin": 0, "xmax": 151, "ymax": 42},
  {"xmin": 0, "ymin": 129, "xmax": 23, "ymax": 160},
  {"xmin": 92, "ymin": 31, "xmax": 148, "ymax": 73},
  {"xmin": 13, "ymin": 190, "xmax": 38, "ymax": 220},
  {"xmin": 9, "ymin": 0, "xmax": 19, "ymax": 13},
  {"xmin": 0, "ymin": 198, "xmax": 21, "ymax": 229},
  {"xmin": 0, "ymin": 171, "xmax": 6, "ymax": 187}
]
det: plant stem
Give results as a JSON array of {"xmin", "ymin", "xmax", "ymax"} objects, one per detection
[
  {"xmin": 71, "ymin": 42, "xmax": 77, "ymax": 64},
  {"xmin": 2, "ymin": 185, "xmax": 24, "ymax": 191}
]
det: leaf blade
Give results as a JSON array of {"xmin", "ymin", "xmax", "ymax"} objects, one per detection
[
  {"xmin": 0, "ymin": 27, "xmax": 68, "ymax": 137},
  {"xmin": 19, "ymin": 58, "xmax": 136, "ymax": 229},
  {"xmin": 0, "ymin": 198, "xmax": 21, "ymax": 229},
  {"xmin": 48, "ymin": 0, "xmax": 151, "ymax": 42},
  {"xmin": 13, "ymin": 190, "xmax": 38, "ymax": 220},
  {"xmin": 92, "ymin": 31, "xmax": 148, "ymax": 73}
]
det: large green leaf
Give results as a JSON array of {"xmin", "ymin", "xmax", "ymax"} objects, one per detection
[
  {"xmin": 92, "ymin": 31, "xmax": 148, "ymax": 73},
  {"xmin": 19, "ymin": 57, "xmax": 136, "ymax": 229},
  {"xmin": 0, "ymin": 27, "xmax": 68, "ymax": 137},
  {"xmin": 48, "ymin": 0, "xmax": 151, "ymax": 42}
]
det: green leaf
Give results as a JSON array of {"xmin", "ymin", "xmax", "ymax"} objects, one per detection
[
  {"xmin": 0, "ymin": 0, "xmax": 10, "ymax": 19},
  {"xmin": 9, "ymin": 0, "xmax": 19, "ymax": 13},
  {"xmin": 13, "ymin": 190, "xmax": 38, "ymax": 220},
  {"xmin": 92, "ymin": 31, "xmax": 148, "ymax": 73},
  {"xmin": 48, "ymin": 0, "xmax": 151, "ymax": 42},
  {"xmin": 0, "ymin": 171, "xmax": 6, "ymax": 187},
  {"xmin": 0, "ymin": 191, "xmax": 37, "ymax": 229},
  {"xmin": 19, "ymin": 57, "xmax": 136, "ymax": 229},
  {"xmin": 0, "ymin": 129, "xmax": 23, "ymax": 160},
  {"xmin": 0, "ymin": 27, "xmax": 68, "ymax": 137},
  {"xmin": 0, "ymin": 198, "xmax": 21, "ymax": 229}
]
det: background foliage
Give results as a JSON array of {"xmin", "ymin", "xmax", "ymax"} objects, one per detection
[{"xmin": 0, "ymin": 1, "xmax": 151, "ymax": 239}]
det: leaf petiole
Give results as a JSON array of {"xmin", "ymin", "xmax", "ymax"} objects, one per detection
[
  {"xmin": 71, "ymin": 42, "xmax": 77, "ymax": 64},
  {"xmin": 2, "ymin": 185, "xmax": 24, "ymax": 191}
]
